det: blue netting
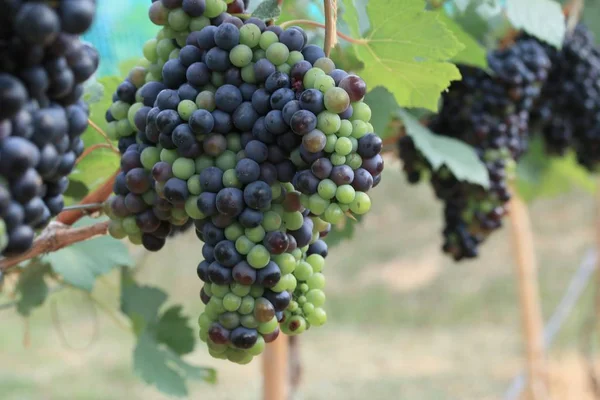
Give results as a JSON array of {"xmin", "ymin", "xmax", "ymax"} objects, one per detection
[{"xmin": 83, "ymin": 0, "xmax": 158, "ymax": 77}]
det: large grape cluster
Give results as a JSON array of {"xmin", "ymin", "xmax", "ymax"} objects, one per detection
[
  {"xmin": 399, "ymin": 38, "xmax": 551, "ymax": 261},
  {"xmin": 0, "ymin": 1, "xmax": 98, "ymax": 256},
  {"xmin": 106, "ymin": 0, "xmax": 383, "ymax": 363},
  {"xmin": 531, "ymin": 24, "xmax": 600, "ymax": 169}
]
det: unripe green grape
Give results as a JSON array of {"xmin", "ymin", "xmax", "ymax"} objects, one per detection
[
  {"xmin": 187, "ymin": 175, "xmax": 202, "ymax": 195},
  {"xmin": 211, "ymin": 284, "xmax": 230, "ymax": 298},
  {"xmin": 143, "ymin": 39, "xmax": 159, "ymax": 62},
  {"xmin": 308, "ymin": 194, "xmax": 329, "ymax": 215},
  {"xmin": 261, "ymin": 211, "xmax": 282, "ymax": 231},
  {"xmin": 235, "ymin": 235, "xmax": 255, "ymax": 255},
  {"xmin": 346, "ymin": 153, "xmax": 362, "ymax": 169},
  {"xmin": 222, "ymin": 169, "xmax": 242, "ymax": 188},
  {"xmin": 162, "ymin": 26, "xmax": 176, "ymax": 39},
  {"xmin": 307, "ymin": 254, "xmax": 325, "ymax": 272},
  {"xmin": 248, "ymin": 335, "xmax": 265, "ymax": 356},
  {"xmin": 303, "ymin": 68, "xmax": 326, "ymax": 89},
  {"xmin": 196, "ymin": 91, "xmax": 216, "ymax": 111},
  {"xmin": 122, "ymin": 216, "xmax": 139, "ymax": 235},
  {"xmin": 336, "ymin": 184, "xmax": 356, "ymax": 204},
  {"xmin": 160, "ymin": 148, "xmax": 179, "ymax": 164},
  {"xmin": 324, "ymin": 203, "xmax": 344, "ymax": 224},
  {"xmin": 204, "ymin": 0, "xmax": 224, "ymax": 18},
  {"xmin": 169, "ymin": 48, "xmax": 180, "ymax": 60},
  {"xmin": 317, "ymin": 179, "xmax": 337, "ymax": 200},
  {"xmin": 302, "ymin": 302, "xmax": 315, "ymax": 315},
  {"xmin": 294, "ymin": 261, "xmax": 313, "ymax": 281},
  {"xmin": 314, "ymin": 75, "xmax": 335, "ymax": 93},
  {"xmin": 141, "ymin": 146, "xmax": 161, "ymax": 170},
  {"xmin": 211, "ymin": 71, "xmax": 225, "ymax": 87},
  {"xmin": 306, "ymin": 289, "xmax": 326, "ymax": 307},
  {"xmin": 250, "ymin": 284, "xmax": 264, "ymax": 298},
  {"xmin": 241, "ymin": 63, "xmax": 257, "ymax": 83},
  {"xmin": 349, "ymin": 136, "xmax": 359, "ymax": 152},
  {"xmin": 171, "ymin": 208, "xmax": 187, "ymax": 220},
  {"xmin": 350, "ymin": 192, "xmax": 372, "ymax": 215},
  {"xmin": 127, "ymin": 102, "xmax": 143, "ymax": 128},
  {"xmin": 231, "ymin": 283, "xmax": 251, "ymax": 297},
  {"xmin": 223, "ymin": 293, "xmax": 242, "ymax": 312},
  {"xmin": 351, "ymin": 120, "xmax": 368, "ymax": 138},
  {"xmin": 274, "ymin": 253, "xmax": 297, "ymax": 275},
  {"xmin": 157, "ymin": 38, "xmax": 176, "ymax": 59},
  {"xmin": 195, "ymin": 155, "xmax": 214, "ymax": 172},
  {"xmin": 110, "ymin": 101, "xmax": 130, "ymax": 120},
  {"xmin": 129, "ymin": 233, "xmax": 142, "ymax": 245},
  {"xmin": 253, "ymin": 49, "xmax": 266, "ymax": 62},
  {"xmin": 106, "ymin": 121, "xmax": 118, "ymax": 140},
  {"xmin": 283, "ymin": 211, "xmax": 304, "ymax": 230},
  {"xmin": 266, "ymin": 42, "xmax": 290, "ymax": 65},
  {"xmin": 324, "ymin": 134, "xmax": 337, "ymax": 153},
  {"xmin": 167, "ymin": 8, "xmax": 190, "ymax": 30},
  {"xmin": 175, "ymin": 31, "xmax": 190, "ymax": 48},
  {"xmin": 116, "ymin": 120, "xmax": 134, "ymax": 136},
  {"xmin": 287, "ymin": 50, "xmax": 304, "ymax": 65},
  {"xmin": 240, "ymin": 23, "xmax": 261, "ymax": 48},
  {"xmin": 292, "ymin": 248, "xmax": 303, "ymax": 261},
  {"xmin": 334, "ymin": 137, "xmax": 353, "ymax": 156},
  {"xmin": 331, "ymin": 153, "xmax": 346, "ymax": 166},
  {"xmin": 190, "ymin": 16, "xmax": 210, "ymax": 31},
  {"xmin": 313, "ymin": 57, "xmax": 335, "ymax": 73},
  {"xmin": 351, "ymin": 101, "xmax": 372, "ymax": 122},
  {"xmin": 245, "ymin": 225, "xmax": 266, "ymax": 243},
  {"xmin": 219, "ymin": 312, "xmax": 240, "ymax": 329},
  {"xmin": 108, "ymin": 220, "xmax": 127, "ymax": 239},
  {"xmin": 225, "ymin": 223, "xmax": 244, "ymax": 241},
  {"xmin": 178, "ymin": 99, "xmax": 198, "ymax": 120},
  {"xmin": 259, "ymin": 31, "xmax": 279, "ymax": 50},
  {"xmin": 239, "ymin": 296, "xmax": 255, "ymax": 315},
  {"xmin": 198, "ymin": 313, "xmax": 213, "ymax": 331},
  {"xmin": 307, "ymin": 308, "xmax": 327, "ymax": 326},
  {"xmin": 324, "ymin": 87, "xmax": 350, "ymax": 114},
  {"xmin": 317, "ymin": 111, "xmax": 341, "ymax": 135},
  {"xmin": 277, "ymin": 63, "xmax": 291, "ymax": 74},
  {"xmin": 230, "ymin": 44, "xmax": 253, "ymax": 67},
  {"xmin": 247, "ymin": 245, "xmax": 270, "ymax": 269},
  {"xmin": 240, "ymin": 314, "xmax": 259, "ymax": 329},
  {"xmin": 215, "ymin": 150, "xmax": 236, "ymax": 171},
  {"xmin": 258, "ymin": 316, "xmax": 278, "ymax": 334},
  {"xmin": 185, "ymin": 196, "xmax": 205, "ymax": 219}
]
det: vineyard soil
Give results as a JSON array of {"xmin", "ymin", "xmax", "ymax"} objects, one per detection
[{"xmin": 0, "ymin": 162, "xmax": 597, "ymax": 400}]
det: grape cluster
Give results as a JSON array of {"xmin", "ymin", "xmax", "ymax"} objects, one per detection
[
  {"xmin": 0, "ymin": 1, "xmax": 98, "ymax": 256},
  {"xmin": 106, "ymin": 0, "xmax": 382, "ymax": 363},
  {"xmin": 531, "ymin": 24, "xmax": 600, "ymax": 169},
  {"xmin": 399, "ymin": 38, "xmax": 551, "ymax": 260}
]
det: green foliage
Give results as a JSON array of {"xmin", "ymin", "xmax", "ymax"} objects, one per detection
[
  {"xmin": 44, "ymin": 217, "xmax": 133, "ymax": 292},
  {"xmin": 15, "ymin": 262, "xmax": 50, "ymax": 316},
  {"xmin": 325, "ymin": 215, "xmax": 363, "ymax": 248},
  {"xmin": 121, "ymin": 269, "xmax": 214, "ymax": 396},
  {"xmin": 436, "ymin": 10, "xmax": 487, "ymax": 69},
  {"xmin": 341, "ymin": 0, "xmax": 464, "ymax": 111},
  {"xmin": 398, "ymin": 108, "xmax": 490, "ymax": 188},
  {"xmin": 506, "ymin": 0, "xmax": 565, "ymax": 48},
  {"xmin": 363, "ymin": 86, "xmax": 403, "ymax": 138},
  {"xmin": 251, "ymin": 0, "xmax": 281, "ymax": 21},
  {"xmin": 516, "ymin": 136, "xmax": 596, "ymax": 202}
]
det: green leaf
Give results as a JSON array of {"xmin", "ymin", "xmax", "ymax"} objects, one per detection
[
  {"xmin": 16, "ymin": 262, "xmax": 50, "ymax": 316},
  {"xmin": 133, "ymin": 332, "xmax": 216, "ymax": 397},
  {"xmin": 62, "ymin": 179, "xmax": 90, "ymax": 200},
  {"xmin": 83, "ymin": 79, "xmax": 104, "ymax": 105},
  {"xmin": 341, "ymin": 0, "xmax": 464, "ymax": 111},
  {"xmin": 398, "ymin": 108, "xmax": 490, "ymax": 188},
  {"xmin": 436, "ymin": 10, "xmax": 487, "ymax": 69},
  {"xmin": 120, "ymin": 268, "xmax": 167, "ymax": 334},
  {"xmin": 516, "ymin": 136, "xmax": 595, "ymax": 201},
  {"xmin": 364, "ymin": 86, "xmax": 401, "ymax": 139},
  {"xmin": 506, "ymin": 0, "xmax": 565, "ymax": 49},
  {"xmin": 156, "ymin": 305, "xmax": 195, "ymax": 356},
  {"xmin": 325, "ymin": 215, "xmax": 363, "ymax": 248},
  {"xmin": 44, "ymin": 217, "xmax": 133, "ymax": 291},
  {"xmin": 251, "ymin": 0, "xmax": 281, "ymax": 21}
]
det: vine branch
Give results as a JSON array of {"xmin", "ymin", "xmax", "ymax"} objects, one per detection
[
  {"xmin": 323, "ymin": 0, "xmax": 338, "ymax": 56},
  {"xmin": 76, "ymin": 143, "xmax": 120, "ymax": 164},
  {"xmin": 279, "ymin": 20, "xmax": 367, "ymax": 44},
  {"xmin": 0, "ymin": 220, "xmax": 110, "ymax": 271}
]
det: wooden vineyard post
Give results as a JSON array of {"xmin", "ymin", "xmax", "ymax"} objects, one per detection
[
  {"xmin": 508, "ymin": 190, "xmax": 548, "ymax": 400},
  {"xmin": 263, "ymin": 334, "xmax": 289, "ymax": 400}
]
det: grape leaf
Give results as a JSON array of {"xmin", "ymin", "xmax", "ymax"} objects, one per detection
[
  {"xmin": 325, "ymin": 215, "xmax": 363, "ymax": 248},
  {"xmin": 506, "ymin": 0, "xmax": 565, "ymax": 49},
  {"xmin": 251, "ymin": 0, "xmax": 281, "ymax": 21},
  {"xmin": 364, "ymin": 86, "xmax": 402, "ymax": 139},
  {"xmin": 156, "ymin": 305, "xmax": 195, "ymax": 356},
  {"xmin": 341, "ymin": 0, "xmax": 464, "ymax": 111},
  {"xmin": 44, "ymin": 217, "xmax": 133, "ymax": 292},
  {"xmin": 435, "ymin": 10, "xmax": 487, "ymax": 69},
  {"xmin": 398, "ymin": 108, "xmax": 490, "ymax": 188},
  {"xmin": 516, "ymin": 136, "xmax": 595, "ymax": 202},
  {"xmin": 120, "ymin": 268, "xmax": 168, "ymax": 334},
  {"xmin": 133, "ymin": 332, "xmax": 216, "ymax": 398},
  {"xmin": 16, "ymin": 262, "xmax": 50, "ymax": 316}
]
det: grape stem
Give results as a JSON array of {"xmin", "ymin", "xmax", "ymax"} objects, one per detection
[
  {"xmin": 87, "ymin": 119, "xmax": 119, "ymax": 152},
  {"xmin": 0, "ymin": 220, "xmax": 110, "ymax": 271},
  {"xmin": 279, "ymin": 20, "xmax": 368, "ymax": 44},
  {"xmin": 566, "ymin": 0, "xmax": 584, "ymax": 35},
  {"xmin": 76, "ymin": 143, "xmax": 120, "ymax": 164},
  {"xmin": 61, "ymin": 202, "xmax": 106, "ymax": 212},
  {"xmin": 323, "ymin": 0, "xmax": 338, "ymax": 56}
]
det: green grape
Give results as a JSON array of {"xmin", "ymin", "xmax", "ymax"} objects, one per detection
[
  {"xmin": 259, "ymin": 31, "xmax": 279, "ymax": 50},
  {"xmin": 157, "ymin": 38, "xmax": 176, "ymax": 59},
  {"xmin": 314, "ymin": 75, "xmax": 335, "ymax": 93},
  {"xmin": 245, "ymin": 225, "xmax": 266, "ymax": 243},
  {"xmin": 196, "ymin": 91, "xmax": 216, "ymax": 111},
  {"xmin": 175, "ymin": 31, "xmax": 190, "ymax": 48},
  {"xmin": 286, "ymin": 316, "xmax": 307, "ymax": 334},
  {"xmin": 261, "ymin": 211, "xmax": 282, "ymax": 231},
  {"xmin": 253, "ymin": 49, "xmax": 266, "ymax": 62},
  {"xmin": 223, "ymin": 293, "xmax": 242, "ymax": 312},
  {"xmin": 177, "ymin": 99, "xmax": 198, "ymax": 120},
  {"xmin": 105, "ymin": 121, "xmax": 118, "ymax": 140},
  {"xmin": 222, "ymin": 169, "xmax": 241, "ymax": 188},
  {"xmin": 324, "ymin": 203, "xmax": 344, "ymax": 223},
  {"xmin": 204, "ymin": 0, "xmax": 224, "ymax": 18},
  {"xmin": 324, "ymin": 134, "xmax": 337, "ymax": 153},
  {"xmin": 211, "ymin": 284, "xmax": 230, "ymax": 298},
  {"xmin": 190, "ymin": 16, "xmax": 210, "ymax": 31},
  {"xmin": 308, "ymin": 194, "xmax": 329, "ymax": 215},
  {"xmin": 122, "ymin": 216, "xmax": 139, "ymax": 235},
  {"xmin": 198, "ymin": 313, "xmax": 213, "ymax": 331},
  {"xmin": 346, "ymin": 153, "xmax": 362, "ymax": 169},
  {"xmin": 127, "ymin": 102, "xmax": 143, "ymax": 128},
  {"xmin": 274, "ymin": 253, "xmax": 296, "ymax": 275},
  {"xmin": 266, "ymin": 42, "xmax": 290, "ymax": 65},
  {"xmin": 248, "ymin": 335, "xmax": 266, "ymax": 356},
  {"xmin": 351, "ymin": 101, "xmax": 372, "ymax": 122},
  {"xmin": 143, "ymin": 39, "xmax": 158, "ymax": 62},
  {"xmin": 211, "ymin": 71, "xmax": 225, "ymax": 87},
  {"xmin": 317, "ymin": 111, "xmax": 341, "ymax": 135},
  {"xmin": 250, "ymin": 284, "xmax": 264, "ymax": 298},
  {"xmin": 208, "ymin": 346, "xmax": 227, "ymax": 359},
  {"xmin": 283, "ymin": 211, "xmax": 304, "ymax": 230},
  {"xmin": 258, "ymin": 316, "xmax": 278, "ymax": 334},
  {"xmin": 169, "ymin": 48, "xmax": 180, "ymax": 60},
  {"xmin": 313, "ymin": 57, "xmax": 335, "ymax": 73},
  {"xmin": 219, "ymin": 312, "xmax": 240, "ymax": 329},
  {"xmin": 238, "ymin": 296, "xmax": 255, "ymax": 315},
  {"xmin": 129, "ymin": 233, "xmax": 142, "ymax": 245},
  {"xmin": 302, "ymin": 302, "xmax": 315, "ymax": 315},
  {"xmin": 294, "ymin": 261, "xmax": 313, "ymax": 281},
  {"xmin": 271, "ymin": 183, "xmax": 282, "ymax": 201},
  {"xmin": 241, "ymin": 63, "xmax": 257, "ymax": 83},
  {"xmin": 173, "ymin": 158, "xmax": 195, "ymax": 179},
  {"xmin": 171, "ymin": 208, "xmax": 187, "ymax": 220},
  {"xmin": 203, "ymin": 284, "xmax": 213, "ymax": 297},
  {"xmin": 225, "ymin": 223, "xmax": 244, "ymax": 241},
  {"xmin": 324, "ymin": 87, "xmax": 350, "ymax": 114},
  {"xmin": 230, "ymin": 44, "xmax": 253, "ymax": 67},
  {"xmin": 140, "ymin": 147, "xmax": 160, "ymax": 170},
  {"xmin": 160, "ymin": 148, "xmax": 179, "ymax": 164},
  {"xmin": 299, "ymin": 193, "xmax": 310, "ymax": 209},
  {"xmin": 162, "ymin": 26, "xmax": 176, "ymax": 39},
  {"xmin": 334, "ymin": 137, "xmax": 353, "ymax": 156},
  {"xmin": 350, "ymin": 136, "xmax": 359, "ymax": 152},
  {"xmin": 307, "ymin": 272, "xmax": 326, "ymax": 290},
  {"xmin": 110, "ymin": 101, "xmax": 130, "ymax": 120},
  {"xmin": 227, "ymin": 348, "xmax": 251, "ymax": 364},
  {"xmin": 215, "ymin": 150, "xmax": 237, "ymax": 171},
  {"xmin": 290, "ymin": 148, "xmax": 307, "ymax": 168},
  {"xmin": 235, "ymin": 235, "xmax": 255, "ymax": 255},
  {"xmin": 350, "ymin": 192, "xmax": 372, "ymax": 215},
  {"xmin": 227, "ymin": 134, "xmax": 242, "ymax": 152},
  {"xmin": 247, "ymin": 245, "xmax": 270, "ymax": 269},
  {"xmin": 331, "ymin": 153, "xmax": 346, "ymax": 166},
  {"xmin": 240, "ymin": 23, "xmax": 261, "ymax": 47},
  {"xmin": 306, "ymin": 255, "xmax": 324, "ymax": 275},
  {"xmin": 306, "ymin": 289, "xmax": 326, "ymax": 307},
  {"xmin": 185, "ymin": 196, "xmax": 205, "ymax": 219},
  {"xmin": 317, "ymin": 179, "xmax": 337, "ymax": 200},
  {"xmin": 303, "ymin": 68, "xmax": 326, "ymax": 89},
  {"xmin": 108, "ymin": 220, "xmax": 127, "ymax": 239},
  {"xmin": 240, "ymin": 314, "xmax": 259, "ymax": 329},
  {"xmin": 312, "ymin": 216, "xmax": 329, "ymax": 233},
  {"xmin": 351, "ymin": 120, "xmax": 368, "ymax": 139},
  {"xmin": 287, "ymin": 50, "xmax": 304, "ymax": 66},
  {"xmin": 195, "ymin": 155, "xmax": 215, "ymax": 172},
  {"xmin": 277, "ymin": 63, "xmax": 291, "ymax": 74},
  {"xmin": 156, "ymin": 29, "xmax": 165, "ymax": 41},
  {"xmin": 366, "ymin": 122, "xmax": 375, "ymax": 132},
  {"xmin": 307, "ymin": 308, "xmax": 327, "ymax": 326},
  {"xmin": 187, "ymin": 174, "xmax": 202, "ymax": 195},
  {"xmin": 292, "ymin": 248, "xmax": 303, "ymax": 261},
  {"xmin": 336, "ymin": 184, "xmax": 356, "ymax": 204}
]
